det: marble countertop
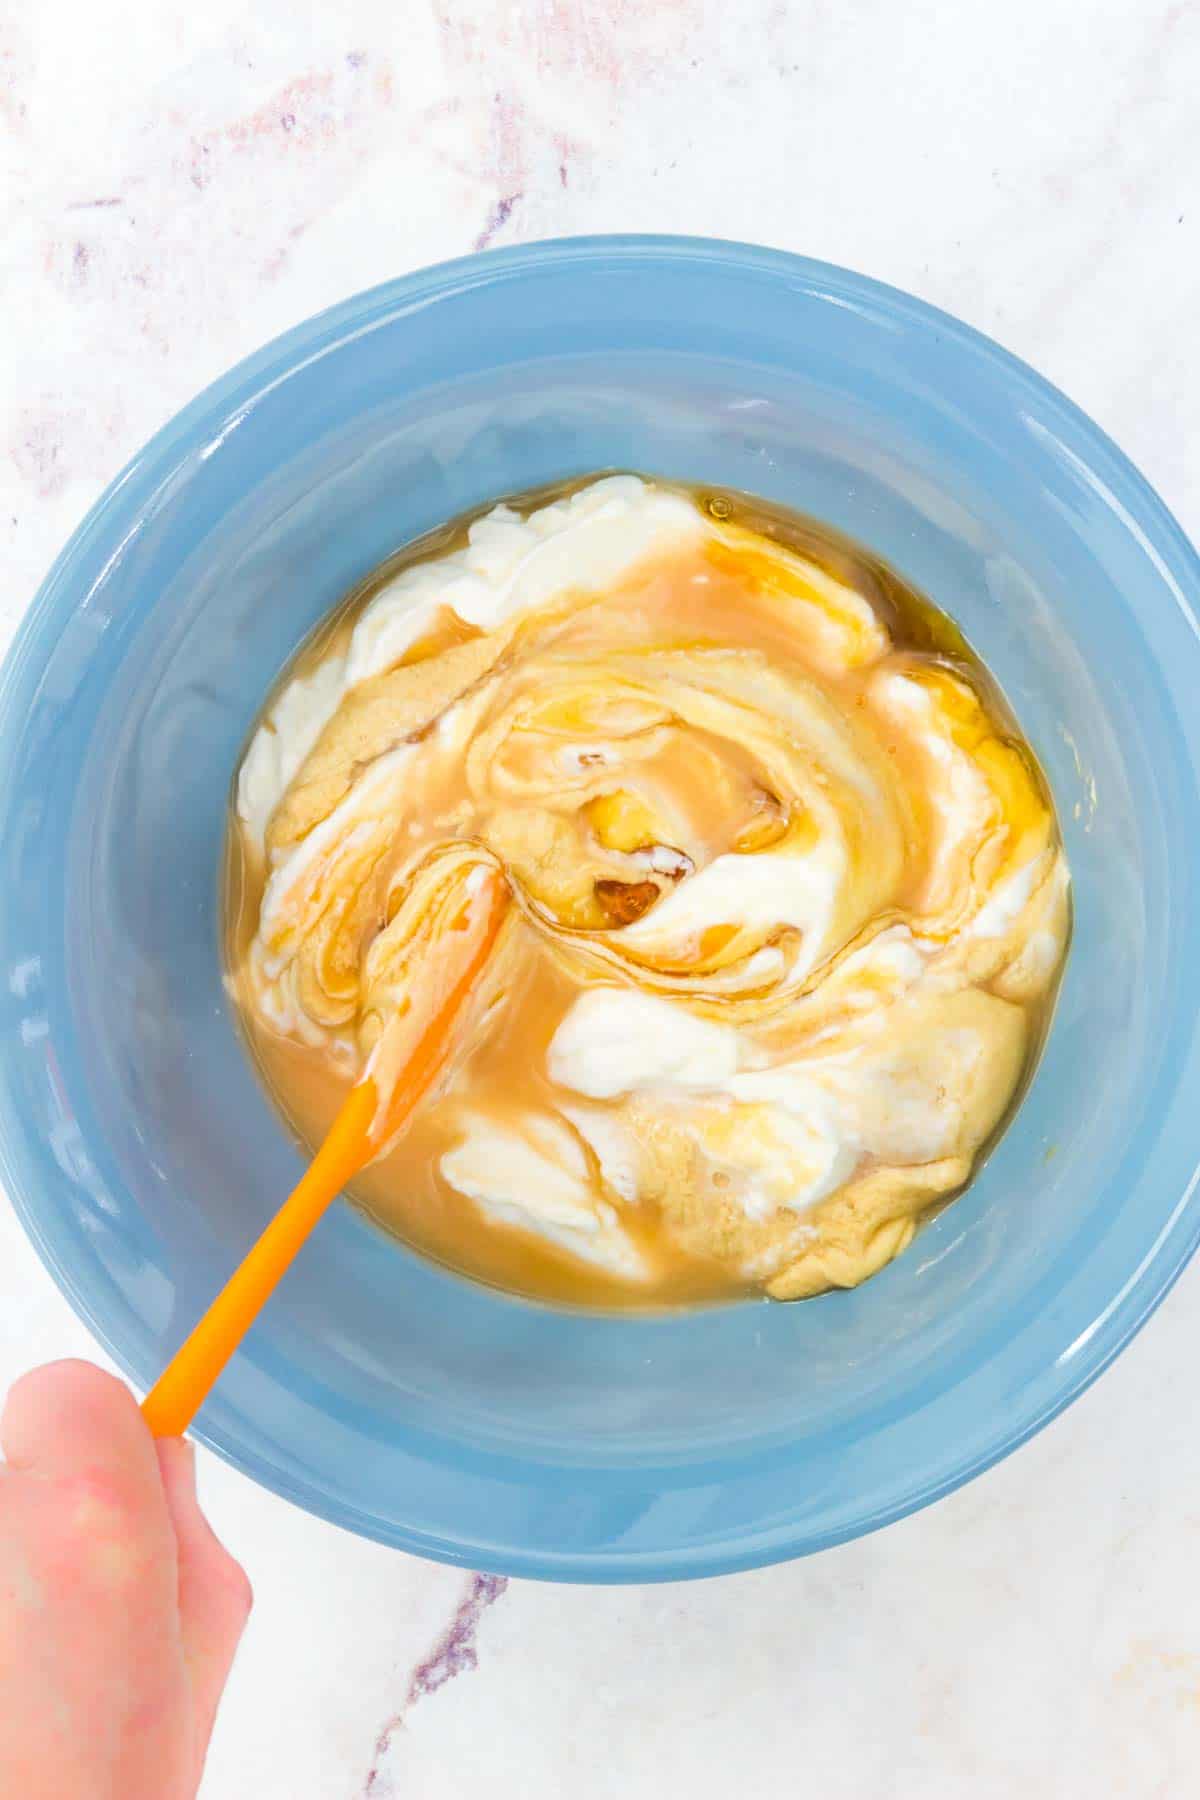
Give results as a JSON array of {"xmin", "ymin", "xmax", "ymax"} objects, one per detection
[{"xmin": 3, "ymin": 1, "xmax": 1200, "ymax": 1794}]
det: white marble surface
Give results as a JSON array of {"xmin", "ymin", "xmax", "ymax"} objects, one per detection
[{"xmin": 2, "ymin": 2, "xmax": 1200, "ymax": 1794}]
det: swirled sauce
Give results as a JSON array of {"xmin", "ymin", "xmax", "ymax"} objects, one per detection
[{"xmin": 225, "ymin": 476, "xmax": 1069, "ymax": 1307}]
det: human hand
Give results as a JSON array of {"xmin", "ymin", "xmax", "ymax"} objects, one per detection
[{"xmin": 0, "ymin": 1360, "xmax": 252, "ymax": 1799}]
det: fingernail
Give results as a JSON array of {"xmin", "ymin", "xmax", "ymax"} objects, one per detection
[{"xmin": 157, "ymin": 1434, "xmax": 197, "ymax": 1491}]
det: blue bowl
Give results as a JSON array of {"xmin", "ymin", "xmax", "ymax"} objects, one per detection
[{"xmin": 1, "ymin": 237, "xmax": 1198, "ymax": 1581}]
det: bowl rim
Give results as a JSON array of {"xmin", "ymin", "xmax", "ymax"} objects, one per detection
[{"xmin": 3, "ymin": 233, "xmax": 1200, "ymax": 1581}]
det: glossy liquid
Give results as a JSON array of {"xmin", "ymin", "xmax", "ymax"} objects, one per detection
[{"xmin": 224, "ymin": 476, "xmax": 1068, "ymax": 1309}]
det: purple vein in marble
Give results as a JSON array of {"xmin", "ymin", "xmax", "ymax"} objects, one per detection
[
  {"xmin": 473, "ymin": 191, "xmax": 523, "ymax": 251},
  {"xmin": 361, "ymin": 1573, "xmax": 508, "ymax": 1795}
]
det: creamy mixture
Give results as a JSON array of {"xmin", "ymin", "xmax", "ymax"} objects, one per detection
[{"xmin": 226, "ymin": 475, "xmax": 1070, "ymax": 1306}]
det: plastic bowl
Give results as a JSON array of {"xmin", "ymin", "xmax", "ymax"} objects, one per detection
[{"xmin": 1, "ymin": 237, "xmax": 1198, "ymax": 1581}]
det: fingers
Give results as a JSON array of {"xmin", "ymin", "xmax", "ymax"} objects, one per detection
[
  {"xmin": 156, "ymin": 1439, "xmax": 253, "ymax": 1757},
  {"xmin": 1, "ymin": 1360, "xmax": 163, "ymax": 1502}
]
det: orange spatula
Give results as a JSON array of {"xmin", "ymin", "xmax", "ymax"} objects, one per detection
[{"xmin": 141, "ymin": 864, "xmax": 509, "ymax": 1439}]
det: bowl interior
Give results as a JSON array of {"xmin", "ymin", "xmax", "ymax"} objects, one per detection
[{"xmin": 1, "ymin": 241, "xmax": 1198, "ymax": 1578}]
